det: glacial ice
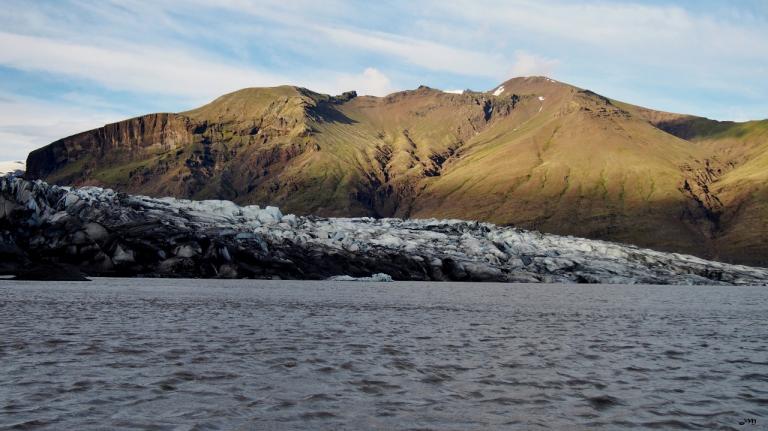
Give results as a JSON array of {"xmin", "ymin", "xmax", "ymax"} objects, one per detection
[{"xmin": 1, "ymin": 177, "xmax": 767, "ymax": 285}]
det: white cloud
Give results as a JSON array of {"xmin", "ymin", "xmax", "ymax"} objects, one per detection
[
  {"xmin": 173, "ymin": 0, "xmax": 513, "ymax": 79},
  {"xmin": 432, "ymin": 0, "xmax": 768, "ymax": 66},
  {"xmin": 0, "ymin": 96, "xmax": 126, "ymax": 160},
  {"xmin": 0, "ymin": 161, "xmax": 25, "ymax": 174},
  {"xmin": 0, "ymin": 2, "xmax": 549, "ymax": 98},
  {"xmin": 316, "ymin": 27, "xmax": 509, "ymax": 79},
  {"xmin": 0, "ymin": 31, "xmax": 285, "ymax": 102},
  {"xmin": 334, "ymin": 68, "xmax": 395, "ymax": 96},
  {"xmin": 509, "ymin": 51, "xmax": 559, "ymax": 77},
  {"xmin": 0, "ymin": 31, "xmax": 405, "ymax": 104}
]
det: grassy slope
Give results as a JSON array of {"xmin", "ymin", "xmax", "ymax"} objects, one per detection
[
  {"xmin": 407, "ymin": 79, "xmax": 709, "ymax": 256},
  {"xmin": 686, "ymin": 120, "xmax": 768, "ymax": 265},
  {"xmin": 618, "ymin": 100, "xmax": 768, "ymax": 264}
]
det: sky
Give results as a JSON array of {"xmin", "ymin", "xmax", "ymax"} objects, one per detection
[{"xmin": 0, "ymin": 0, "xmax": 766, "ymax": 161}]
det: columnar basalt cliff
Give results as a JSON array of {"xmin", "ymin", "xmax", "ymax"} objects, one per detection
[
  {"xmin": 1, "ymin": 177, "xmax": 766, "ymax": 284},
  {"xmin": 27, "ymin": 113, "xmax": 194, "ymax": 180},
  {"xmin": 24, "ymin": 77, "xmax": 768, "ymax": 266}
]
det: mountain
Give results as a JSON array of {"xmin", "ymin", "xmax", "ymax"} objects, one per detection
[
  {"xmin": 24, "ymin": 77, "xmax": 768, "ymax": 266},
  {"xmin": 0, "ymin": 161, "xmax": 25, "ymax": 176}
]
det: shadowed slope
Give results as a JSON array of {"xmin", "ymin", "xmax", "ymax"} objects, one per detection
[{"xmin": 618, "ymin": 101, "xmax": 768, "ymax": 266}]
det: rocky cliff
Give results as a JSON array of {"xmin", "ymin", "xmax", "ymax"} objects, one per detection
[{"xmin": 1, "ymin": 177, "xmax": 766, "ymax": 284}]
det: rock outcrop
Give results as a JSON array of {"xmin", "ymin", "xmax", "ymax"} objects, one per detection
[{"xmin": 1, "ymin": 177, "xmax": 765, "ymax": 285}]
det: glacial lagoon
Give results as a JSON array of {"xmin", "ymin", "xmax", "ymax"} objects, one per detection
[{"xmin": 1, "ymin": 279, "xmax": 766, "ymax": 430}]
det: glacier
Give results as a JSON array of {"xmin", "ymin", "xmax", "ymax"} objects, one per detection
[{"xmin": 0, "ymin": 176, "xmax": 766, "ymax": 285}]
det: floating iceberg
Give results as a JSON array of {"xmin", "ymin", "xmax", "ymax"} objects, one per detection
[{"xmin": 327, "ymin": 273, "xmax": 394, "ymax": 282}]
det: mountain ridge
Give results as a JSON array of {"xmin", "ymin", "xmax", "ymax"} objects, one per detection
[{"xmin": 24, "ymin": 76, "xmax": 768, "ymax": 266}]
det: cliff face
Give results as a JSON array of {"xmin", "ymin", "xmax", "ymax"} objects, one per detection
[
  {"xmin": 27, "ymin": 113, "xmax": 194, "ymax": 181},
  {"xmin": 24, "ymin": 78, "xmax": 768, "ymax": 266}
]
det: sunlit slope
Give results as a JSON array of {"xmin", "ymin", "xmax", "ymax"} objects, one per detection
[
  {"xmin": 181, "ymin": 86, "xmax": 382, "ymax": 215},
  {"xmin": 409, "ymin": 78, "xmax": 710, "ymax": 256}
]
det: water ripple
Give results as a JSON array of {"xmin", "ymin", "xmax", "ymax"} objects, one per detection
[{"xmin": 0, "ymin": 279, "xmax": 766, "ymax": 430}]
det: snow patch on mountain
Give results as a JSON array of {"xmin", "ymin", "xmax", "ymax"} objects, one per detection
[{"xmin": 493, "ymin": 85, "xmax": 505, "ymax": 96}]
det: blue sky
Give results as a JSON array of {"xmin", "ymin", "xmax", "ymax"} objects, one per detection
[{"xmin": 0, "ymin": 0, "xmax": 766, "ymax": 160}]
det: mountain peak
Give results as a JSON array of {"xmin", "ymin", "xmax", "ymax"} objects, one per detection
[
  {"xmin": 182, "ymin": 85, "xmax": 338, "ymax": 124},
  {"xmin": 490, "ymin": 76, "xmax": 577, "ymax": 96}
]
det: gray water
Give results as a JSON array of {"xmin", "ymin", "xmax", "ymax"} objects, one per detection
[{"xmin": 1, "ymin": 279, "xmax": 766, "ymax": 430}]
